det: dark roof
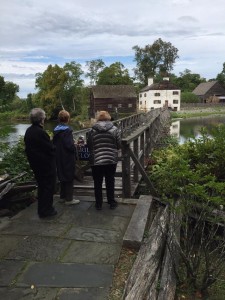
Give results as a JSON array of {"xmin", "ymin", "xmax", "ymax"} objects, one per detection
[
  {"xmin": 140, "ymin": 80, "xmax": 180, "ymax": 92},
  {"xmin": 91, "ymin": 85, "xmax": 137, "ymax": 98},
  {"xmin": 192, "ymin": 81, "xmax": 217, "ymax": 96}
]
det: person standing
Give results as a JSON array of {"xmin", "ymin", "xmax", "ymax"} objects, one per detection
[
  {"xmin": 24, "ymin": 108, "xmax": 57, "ymax": 218},
  {"xmin": 53, "ymin": 110, "xmax": 80, "ymax": 205},
  {"xmin": 87, "ymin": 110, "xmax": 121, "ymax": 210}
]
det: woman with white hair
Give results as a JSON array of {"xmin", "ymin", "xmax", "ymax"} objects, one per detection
[{"xmin": 24, "ymin": 108, "xmax": 57, "ymax": 218}]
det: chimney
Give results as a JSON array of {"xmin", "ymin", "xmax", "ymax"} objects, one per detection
[{"xmin": 148, "ymin": 77, "xmax": 154, "ymax": 86}]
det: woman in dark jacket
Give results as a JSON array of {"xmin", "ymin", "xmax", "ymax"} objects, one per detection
[
  {"xmin": 24, "ymin": 108, "xmax": 57, "ymax": 218},
  {"xmin": 53, "ymin": 110, "xmax": 80, "ymax": 205},
  {"xmin": 87, "ymin": 110, "xmax": 121, "ymax": 210}
]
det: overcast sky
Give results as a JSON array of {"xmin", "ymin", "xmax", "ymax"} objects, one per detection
[{"xmin": 1, "ymin": 0, "xmax": 225, "ymax": 98}]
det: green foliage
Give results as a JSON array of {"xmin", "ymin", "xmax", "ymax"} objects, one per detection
[
  {"xmin": 85, "ymin": 59, "xmax": 105, "ymax": 85},
  {"xmin": 172, "ymin": 69, "xmax": 206, "ymax": 92},
  {"xmin": 97, "ymin": 62, "xmax": 134, "ymax": 85},
  {"xmin": 133, "ymin": 38, "xmax": 179, "ymax": 85},
  {"xmin": 181, "ymin": 91, "xmax": 199, "ymax": 103},
  {"xmin": 0, "ymin": 136, "xmax": 34, "ymax": 182}
]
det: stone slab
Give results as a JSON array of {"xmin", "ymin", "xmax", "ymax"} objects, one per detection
[
  {"xmin": 0, "ymin": 236, "xmax": 21, "ymax": 259},
  {"xmin": 16, "ymin": 262, "xmax": 113, "ymax": 288},
  {"xmin": 62, "ymin": 240, "xmax": 121, "ymax": 264},
  {"xmin": 0, "ymin": 287, "xmax": 58, "ymax": 300},
  {"xmin": 0, "ymin": 221, "xmax": 69, "ymax": 237},
  {"xmin": 0, "ymin": 260, "xmax": 25, "ymax": 286},
  {"xmin": 66, "ymin": 226, "xmax": 122, "ymax": 243},
  {"xmin": 123, "ymin": 195, "xmax": 153, "ymax": 249},
  {"xmin": 5, "ymin": 236, "xmax": 71, "ymax": 262},
  {"xmin": 58, "ymin": 287, "xmax": 109, "ymax": 300}
]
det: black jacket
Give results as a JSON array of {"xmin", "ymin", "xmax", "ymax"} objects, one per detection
[
  {"xmin": 87, "ymin": 121, "xmax": 121, "ymax": 166},
  {"xmin": 53, "ymin": 124, "xmax": 75, "ymax": 182},
  {"xmin": 24, "ymin": 124, "xmax": 56, "ymax": 177}
]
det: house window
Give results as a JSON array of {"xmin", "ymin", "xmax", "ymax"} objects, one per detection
[
  {"xmin": 108, "ymin": 104, "xmax": 112, "ymax": 108},
  {"xmin": 144, "ymin": 93, "xmax": 147, "ymax": 97},
  {"xmin": 140, "ymin": 94, "xmax": 142, "ymax": 97},
  {"xmin": 173, "ymin": 100, "xmax": 179, "ymax": 104},
  {"xmin": 140, "ymin": 101, "xmax": 142, "ymax": 105},
  {"xmin": 154, "ymin": 92, "xmax": 160, "ymax": 96},
  {"xmin": 118, "ymin": 104, "xmax": 122, "ymax": 108},
  {"xmin": 128, "ymin": 103, "xmax": 132, "ymax": 108},
  {"xmin": 153, "ymin": 100, "xmax": 161, "ymax": 104},
  {"xmin": 173, "ymin": 91, "xmax": 179, "ymax": 95}
]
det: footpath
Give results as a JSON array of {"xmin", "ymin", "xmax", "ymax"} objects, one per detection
[{"xmin": 0, "ymin": 195, "xmax": 137, "ymax": 300}]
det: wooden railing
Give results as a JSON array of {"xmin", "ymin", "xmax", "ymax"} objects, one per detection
[{"xmin": 73, "ymin": 108, "xmax": 171, "ymax": 198}]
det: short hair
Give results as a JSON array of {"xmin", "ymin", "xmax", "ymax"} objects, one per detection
[
  {"xmin": 58, "ymin": 110, "xmax": 70, "ymax": 123},
  {"xmin": 29, "ymin": 108, "xmax": 46, "ymax": 124},
  {"xmin": 96, "ymin": 111, "xmax": 111, "ymax": 121}
]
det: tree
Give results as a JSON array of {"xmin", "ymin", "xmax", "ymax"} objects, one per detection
[
  {"xmin": 216, "ymin": 62, "xmax": 225, "ymax": 88},
  {"xmin": 97, "ymin": 62, "xmax": 133, "ymax": 85},
  {"xmin": 181, "ymin": 91, "xmax": 199, "ymax": 103},
  {"xmin": 172, "ymin": 69, "xmax": 206, "ymax": 92},
  {"xmin": 85, "ymin": 59, "xmax": 105, "ymax": 85},
  {"xmin": 35, "ymin": 64, "xmax": 68, "ymax": 117},
  {"xmin": 0, "ymin": 75, "xmax": 19, "ymax": 109},
  {"xmin": 63, "ymin": 61, "xmax": 84, "ymax": 113},
  {"xmin": 133, "ymin": 38, "xmax": 179, "ymax": 85}
]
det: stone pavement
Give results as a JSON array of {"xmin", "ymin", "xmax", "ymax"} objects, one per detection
[{"xmin": 0, "ymin": 196, "xmax": 136, "ymax": 300}]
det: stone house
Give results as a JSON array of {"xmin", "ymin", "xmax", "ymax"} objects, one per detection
[{"xmin": 139, "ymin": 77, "xmax": 181, "ymax": 111}]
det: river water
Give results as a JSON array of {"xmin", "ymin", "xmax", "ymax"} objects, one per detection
[{"xmin": 1, "ymin": 115, "xmax": 225, "ymax": 158}]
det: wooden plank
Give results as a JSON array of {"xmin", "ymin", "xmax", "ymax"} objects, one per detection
[{"xmin": 123, "ymin": 195, "xmax": 153, "ymax": 250}]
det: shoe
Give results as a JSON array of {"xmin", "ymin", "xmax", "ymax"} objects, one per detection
[
  {"xmin": 65, "ymin": 199, "xmax": 80, "ymax": 205},
  {"xmin": 39, "ymin": 209, "xmax": 57, "ymax": 218},
  {"xmin": 95, "ymin": 203, "xmax": 102, "ymax": 210},
  {"xmin": 110, "ymin": 201, "xmax": 118, "ymax": 209}
]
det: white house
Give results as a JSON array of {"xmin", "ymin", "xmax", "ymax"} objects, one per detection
[{"xmin": 139, "ymin": 77, "xmax": 181, "ymax": 111}]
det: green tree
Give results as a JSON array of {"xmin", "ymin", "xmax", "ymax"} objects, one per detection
[
  {"xmin": 85, "ymin": 59, "xmax": 105, "ymax": 85},
  {"xmin": 0, "ymin": 76, "xmax": 19, "ymax": 110},
  {"xmin": 97, "ymin": 62, "xmax": 133, "ymax": 85},
  {"xmin": 216, "ymin": 62, "xmax": 225, "ymax": 88},
  {"xmin": 63, "ymin": 61, "xmax": 84, "ymax": 114},
  {"xmin": 181, "ymin": 91, "xmax": 199, "ymax": 103},
  {"xmin": 133, "ymin": 38, "xmax": 179, "ymax": 85},
  {"xmin": 35, "ymin": 64, "xmax": 68, "ymax": 117},
  {"xmin": 172, "ymin": 69, "xmax": 206, "ymax": 92}
]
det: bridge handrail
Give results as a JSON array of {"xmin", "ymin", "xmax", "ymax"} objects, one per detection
[{"xmin": 72, "ymin": 108, "xmax": 162, "ymax": 141}]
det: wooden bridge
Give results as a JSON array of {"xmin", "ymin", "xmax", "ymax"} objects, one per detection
[{"xmin": 73, "ymin": 108, "xmax": 171, "ymax": 199}]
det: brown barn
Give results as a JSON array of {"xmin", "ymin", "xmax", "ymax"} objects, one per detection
[
  {"xmin": 89, "ymin": 85, "xmax": 137, "ymax": 118},
  {"xmin": 192, "ymin": 81, "xmax": 225, "ymax": 103}
]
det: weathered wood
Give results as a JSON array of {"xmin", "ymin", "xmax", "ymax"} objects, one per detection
[
  {"xmin": 0, "ymin": 183, "xmax": 15, "ymax": 200},
  {"xmin": 157, "ymin": 202, "xmax": 182, "ymax": 300},
  {"xmin": 123, "ymin": 205, "xmax": 169, "ymax": 299},
  {"xmin": 123, "ymin": 195, "xmax": 153, "ymax": 250}
]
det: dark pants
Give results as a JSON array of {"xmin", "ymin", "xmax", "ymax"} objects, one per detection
[
  {"xmin": 35, "ymin": 174, "xmax": 56, "ymax": 216},
  {"xmin": 60, "ymin": 181, "xmax": 74, "ymax": 201},
  {"xmin": 91, "ymin": 164, "xmax": 117, "ymax": 206}
]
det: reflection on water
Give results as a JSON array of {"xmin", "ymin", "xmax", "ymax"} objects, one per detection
[{"xmin": 171, "ymin": 115, "xmax": 225, "ymax": 144}]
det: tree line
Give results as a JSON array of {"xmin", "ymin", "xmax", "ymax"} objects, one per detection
[{"xmin": 1, "ymin": 38, "xmax": 225, "ymax": 118}]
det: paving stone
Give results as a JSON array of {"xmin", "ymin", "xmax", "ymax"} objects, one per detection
[
  {"xmin": 16, "ymin": 262, "xmax": 113, "ymax": 288},
  {"xmin": 89, "ymin": 203, "xmax": 135, "ymax": 218},
  {"xmin": 0, "ymin": 221, "xmax": 69, "ymax": 237},
  {"xmin": 59, "ymin": 210, "xmax": 130, "ymax": 233},
  {"xmin": 66, "ymin": 226, "xmax": 122, "ymax": 243},
  {"xmin": 0, "ymin": 287, "xmax": 58, "ymax": 300},
  {"xmin": 58, "ymin": 287, "xmax": 109, "ymax": 300},
  {"xmin": 62, "ymin": 241, "xmax": 121, "ymax": 264},
  {"xmin": 0, "ymin": 260, "xmax": 25, "ymax": 286},
  {"xmin": 5, "ymin": 236, "xmax": 71, "ymax": 261},
  {"xmin": 0, "ymin": 236, "xmax": 21, "ymax": 259}
]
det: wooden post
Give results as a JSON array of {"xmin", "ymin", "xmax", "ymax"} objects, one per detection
[
  {"xmin": 133, "ymin": 138, "xmax": 139, "ymax": 182},
  {"xmin": 121, "ymin": 141, "xmax": 131, "ymax": 197}
]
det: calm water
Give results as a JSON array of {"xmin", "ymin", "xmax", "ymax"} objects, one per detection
[
  {"xmin": 1, "ymin": 115, "xmax": 225, "ymax": 156},
  {"xmin": 171, "ymin": 115, "xmax": 225, "ymax": 144}
]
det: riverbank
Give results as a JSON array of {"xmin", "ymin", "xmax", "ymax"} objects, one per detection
[{"xmin": 172, "ymin": 105, "xmax": 225, "ymax": 119}]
